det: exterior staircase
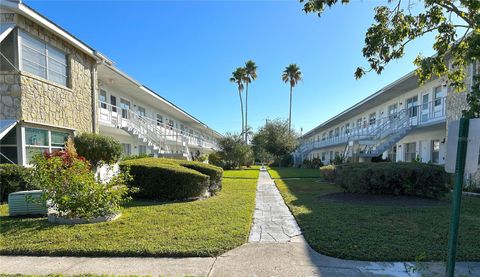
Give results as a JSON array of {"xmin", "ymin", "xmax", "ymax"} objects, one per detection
[{"xmin": 120, "ymin": 109, "xmax": 191, "ymax": 160}]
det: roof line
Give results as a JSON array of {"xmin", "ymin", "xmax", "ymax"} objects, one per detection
[{"xmin": 302, "ymin": 70, "xmax": 417, "ymax": 138}]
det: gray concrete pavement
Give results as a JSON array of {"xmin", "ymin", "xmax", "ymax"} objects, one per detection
[{"xmin": 1, "ymin": 170, "xmax": 480, "ymax": 276}]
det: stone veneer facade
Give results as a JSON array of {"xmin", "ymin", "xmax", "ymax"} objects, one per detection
[{"xmin": 0, "ymin": 12, "xmax": 97, "ymax": 133}]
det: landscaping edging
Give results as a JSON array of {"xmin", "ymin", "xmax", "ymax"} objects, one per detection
[{"xmin": 48, "ymin": 213, "xmax": 121, "ymax": 225}]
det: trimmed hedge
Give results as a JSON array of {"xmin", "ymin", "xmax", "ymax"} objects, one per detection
[
  {"xmin": 120, "ymin": 158, "xmax": 210, "ymax": 200},
  {"xmin": 74, "ymin": 133, "xmax": 123, "ymax": 166},
  {"xmin": 0, "ymin": 164, "xmax": 34, "ymax": 203},
  {"xmin": 176, "ymin": 160, "xmax": 224, "ymax": 193},
  {"xmin": 335, "ymin": 162, "xmax": 448, "ymax": 199},
  {"xmin": 320, "ymin": 165, "xmax": 336, "ymax": 182}
]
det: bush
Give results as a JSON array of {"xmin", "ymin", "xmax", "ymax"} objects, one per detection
[
  {"xmin": 208, "ymin": 152, "xmax": 224, "ymax": 168},
  {"xmin": 122, "ymin": 153, "xmax": 154, "ymax": 161},
  {"xmin": 120, "ymin": 158, "xmax": 210, "ymax": 200},
  {"xmin": 176, "ymin": 160, "xmax": 224, "ymax": 194},
  {"xmin": 335, "ymin": 162, "xmax": 448, "ymax": 199},
  {"xmin": 302, "ymin": 158, "xmax": 323, "ymax": 169},
  {"xmin": 320, "ymin": 165, "xmax": 336, "ymax": 182},
  {"xmin": 30, "ymin": 139, "xmax": 132, "ymax": 219},
  {"xmin": 0, "ymin": 164, "xmax": 34, "ymax": 203},
  {"xmin": 74, "ymin": 133, "xmax": 123, "ymax": 166}
]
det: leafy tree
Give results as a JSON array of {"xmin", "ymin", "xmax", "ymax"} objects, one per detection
[
  {"xmin": 212, "ymin": 133, "xmax": 253, "ymax": 169},
  {"xmin": 244, "ymin": 60, "xmax": 258, "ymax": 142},
  {"xmin": 282, "ymin": 64, "xmax": 303, "ymax": 132},
  {"xmin": 230, "ymin": 67, "xmax": 247, "ymax": 135},
  {"xmin": 252, "ymin": 119, "xmax": 298, "ymax": 166},
  {"xmin": 300, "ymin": 0, "xmax": 479, "ymax": 117}
]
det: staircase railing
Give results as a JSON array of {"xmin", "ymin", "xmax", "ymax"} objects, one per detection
[{"xmin": 298, "ymin": 96, "xmax": 447, "ymax": 160}]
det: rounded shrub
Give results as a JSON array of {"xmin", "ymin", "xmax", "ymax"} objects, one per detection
[
  {"xmin": 0, "ymin": 164, "xmax": 34, "ymax": 203},
  {"xmin": 74, "ymin": 133, "xmax": 123, "ymax": 166},
  {"xmin": 176, "ymin": 160, "xmax": 224, "ymax": 194},
  {"xmin": 335, "ymin": 162, "xmax": 448, "ymax": 199},
  {"xmin": 120, "ymin": 158, "xmax": 210, "ymax": 200},
  {"xmin": 320, "ymin": 164, "xmax": 336, "ymax": 182}
]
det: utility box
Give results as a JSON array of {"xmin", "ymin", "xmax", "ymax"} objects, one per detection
[{"xmin": 8, "ymin": 190, "xmax": 47, "ymax": 216}]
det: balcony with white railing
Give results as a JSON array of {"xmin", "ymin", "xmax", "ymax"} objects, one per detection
[
  {"xmin": 98, "ymin": 101, "xmax": 218, "ymax": 150},
  {"xmin": 298, "ymin": 97, "xmax": 446, "ymax": 155}
]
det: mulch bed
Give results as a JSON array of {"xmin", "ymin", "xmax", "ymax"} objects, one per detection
[{"xmin": 318, "ymin": 192, "xmax": 448, "ymax": 207}]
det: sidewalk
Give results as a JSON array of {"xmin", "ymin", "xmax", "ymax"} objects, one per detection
[{"xmin": 1, "ymin": 171, "xmax": 479, "ymax": 276}]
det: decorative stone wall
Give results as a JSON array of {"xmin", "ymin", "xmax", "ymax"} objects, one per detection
[{"xmin": 0, "ymin": 13, "xmax": 96, "ymax": 133}]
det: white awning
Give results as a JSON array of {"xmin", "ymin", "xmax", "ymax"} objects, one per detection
[
  {"xmin": 0, "ymin": 23, "xmax": 15, "ymax": 43},
  {"xmin": 0, "ymin": 120, "xmax": 18, "ymax": 140}
]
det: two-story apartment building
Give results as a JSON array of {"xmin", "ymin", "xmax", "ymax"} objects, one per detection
[
  {"xmin": 294, "ymin": 62, "xmax": 478, "ymax": 172},
  {"xmin": 0, "ymin": 0, "xmax": 221, "ymax": 165}
]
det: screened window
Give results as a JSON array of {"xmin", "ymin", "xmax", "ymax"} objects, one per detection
[
  {"xmin": 25, "ymin": 127, "xmax": 69, "ymax": 163},
  {"xmin": 434, "ymin": 86, "xmax": 443, "ymax": 106},
  {"xmin": 0, "ymin": 127, "xmax": 18, "ymax": 164},
  {"xmin": 156, "ymin": 114, "xmax": 163, "ymax": 126},
  {"xmin": 20, "ymin": 31, "xmax": 68, "ymax": 86}
]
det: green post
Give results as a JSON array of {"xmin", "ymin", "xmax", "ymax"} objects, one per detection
[{"xmin": 446, "ymin": 117, "xmax": 470, "ymax": 277}]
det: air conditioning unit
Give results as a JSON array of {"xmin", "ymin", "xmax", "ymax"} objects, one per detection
[{"xmin": 8, "ymin": 190, "xmax": 47, "ymax": 216}]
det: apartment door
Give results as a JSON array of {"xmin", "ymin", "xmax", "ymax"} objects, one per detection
[
  {"xmin": 433, "ymin": 86, "xmax": 446, "ymax": 117},
  {"xmin": 120, "ymin": 98, "xmax": 130, "ymax": 119},
  {"xmin": 406, "ymin": 96, "xmax": 418, "ymax": 125},
  {"xmin": 421, "ymin": 93, "xmax": 430, "ymax": 122},
  {"xmin": 99, "ymin": 90, "xmax": 109, "ymax": 121}
]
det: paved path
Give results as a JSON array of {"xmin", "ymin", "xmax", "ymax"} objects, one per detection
[
  {"xmin": 249, "ymin": 170, "xmax": 302, "ymax": 242},
  {"xmin": 1, "ymin": 170, "xmax": 480, "ymax": 276}
]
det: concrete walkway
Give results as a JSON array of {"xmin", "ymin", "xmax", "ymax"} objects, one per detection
[
  {"xmin": 1, "ymin": 170, "xmax": 480, "ymax": 276},
  {"xmin": 249, "ymin": 170, "xmax": 302, "ymax": 242}
]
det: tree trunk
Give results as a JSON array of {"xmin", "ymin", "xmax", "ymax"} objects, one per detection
[
  {"xmin": 289, "ymin": 85, "xmax": 293, "ymax": 133},
  {"xmin": 245, "ymin": 82, "xmax": 249, "ymax": 143},
  {"xmin": 239, "ymin": 89, "xmax": 244, "ymax": 136}
]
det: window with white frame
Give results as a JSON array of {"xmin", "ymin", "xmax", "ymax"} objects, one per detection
[
  {"xmin": 110, "ymin": 95, "xmax": 117, "ymax": 112},
  {"xmin": 322, "ymin": 133, "xmax": 326, "ymax": 141},
  {"xmin": 345, "ymin": 123, "xmax": 350, "ymax": 134},
  {"xmin": 138, "ymin": 145, "xmax": 147, "ymax": 155},
  {"xmin": 321, "ymin": 152, "xmax": 325, "ymax": 161},
  {"xmin": 99, "ymin": 90, "xmax": 107, "ymax": 109},
  {"xmin": 334, "ymin": 128, "xmax": 339, "ymax": 137},
  {"xmin": 20, "ymin": 30, "xmax": 68, "ymax": 86},
  {"xmin": 328, "ymin": 130, "xmax": 333, "ymax": 138},
  {"xmin": 431, "ymin": 140, "xmax": 440, "ymax": 164},
  {"xmin": 369, "ymin": 112, "xmax": 376, "ymax": 125},
  {"xmin": 357, "ymin": 118, "xmax": 362, "ymax": 129},
  {"xmin": 434, "ymin": 86, "xmax": 443, "ymax": 106},
  {"xmin": 137, "ymin": 106, "xmax": 146, "ymax": 117},
  {"xmin": 156, "ymin": 114, "xmax": 163, "ymax": 126},
  {"xmin": 121, "ymin": 143, "xmax": 131, "ymax": 156},
  {"xmin": 25, "ymin": 127, "xmax": 69, "ymax": 163},
  {"xmin": 404, "ymin": 142, "xmax": 417, "ymax": 162}
]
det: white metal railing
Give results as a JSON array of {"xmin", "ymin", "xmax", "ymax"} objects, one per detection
[
  {"xmin": 298, "ymin": 97, "xmax": 446, "ymax": 154},
  {"xmin": 98, "ymin": 101, "xmax": 218, "ymax": 150}
]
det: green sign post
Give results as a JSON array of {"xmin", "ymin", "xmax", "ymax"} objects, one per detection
[{"xmin": 446, "ymin": 117, "xmax": 470, "ymax": 277}]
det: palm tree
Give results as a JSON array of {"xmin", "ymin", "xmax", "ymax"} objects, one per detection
[
  {"xmin": 230, "ymin": 67, "xmax": 247, "ymax": 135},
  {"xmin": 282, "ymin": 64, "xmax": 302, "ymax": 133},
  {"xmin": 243, "ymin": 60, "xmax": 257, "ymax": 142}
]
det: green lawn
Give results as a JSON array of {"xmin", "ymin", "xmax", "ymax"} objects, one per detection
[
  {"xmin": 0, "ymin": 174, "xmax": 257, "ymax": 257},
  {"xmin": 275, "ymin": 175, "xmax": 480, "ymax": 261},
  {"xmin": 268, "ymin": 167, "xmax": 322, "ymax": 179},
  {"xmin": 223, "ymin": 168, "xmax": 260, "ymax": 179}
]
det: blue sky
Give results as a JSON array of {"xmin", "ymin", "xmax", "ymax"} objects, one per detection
[{"xmin": 27, "ymin": 0, "xmax": 436, "ymax": 135}]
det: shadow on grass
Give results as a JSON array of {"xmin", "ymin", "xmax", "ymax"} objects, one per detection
[{"xmin": 278, "ymin": 178, "xmax": 480, "ymax": 262}]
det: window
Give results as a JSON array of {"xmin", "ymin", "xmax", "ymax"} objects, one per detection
[
  {"xmin": 120, "ymin": 99, "xmax": 130, "ymax": 119},
  {"xmin": 322, "ymin": 133, "xmax": 326, "ymax": 141},
  {"xmin": 328, "ymin": 130, "xmax": 333, "ymax": 138},
  {"xmin": 25, "ymin": 127, "xmax": 69, "ymax": 163},
  {"xmin": 0, "ymin": 127, "xmax": 18, "ymax": 164},
  {"xmin": 0, "ymin": 31, "xmax": 16, "ymax": 71},
  {"xmin": 369, "ymin": 112, "xmax": 376, "ymax": 125},
  {"xmin": 138, "ymin": 145, "xmax": 147, "ymax": 155},
  {"xmin": 345, "ymin": 123, "xmax": 350, "ymax": 134},
  {"xmin": 110, "ymin": 95, "xmax": 117, "ymax": 112},
  {"xmin": 431, "ymin": 140, "xmax": 440, "ymax": 164},
  {"xmin": 389, "ymin": 145, "xmax": 397, "ymax": 162},
  {"xmin": 156, "ymin": 114, "xmax": 163, "ymax": 126},
  {"xmin": 321, "ymin": 152, "xmax": 326, "ymax": 161},
  {"xmin": 20, "ymin": 31, "xmax": 68, "ymax": 86},
  {"xmin": 168, "ymin": 119, "xmax": 174, "ymax": 129},
  {"xmin": 422, "ymin": 93, "xmax": 429, "ymax": 110},
  {"xmin": 99, "ymin": 90, "xmax": 107, "ymax": 109},
  {"xmin": 334, "ymin": 128, "xmax": 339, "ymax": 137},
  {"xmin": 137, "ymin": 106, "xmax": 146, "ymax": 117},
  {"xmin": 404, "ymin": 142, "xmax": 417, "ymax": 162},
  {"xmin": 406, "ymin": 96, "xmax": 418, "ymax": 117},
  {"xmin": 434, "ymin": 86, "xmax": 443, "ymax": 106},
  {"xmin": 388, "ymin": 104, "xmax": 398, "ymax": 119},
  {"xmin": 122, "ymin": 144, "xmax": 131, "ymax": 156},
  {"xmin": 180, "ymin": 124, "xmax": 185, "ymax": 134},
  {"xmin": 357, "ymin": 118, "xmax": 362, "ymax": 129}
]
